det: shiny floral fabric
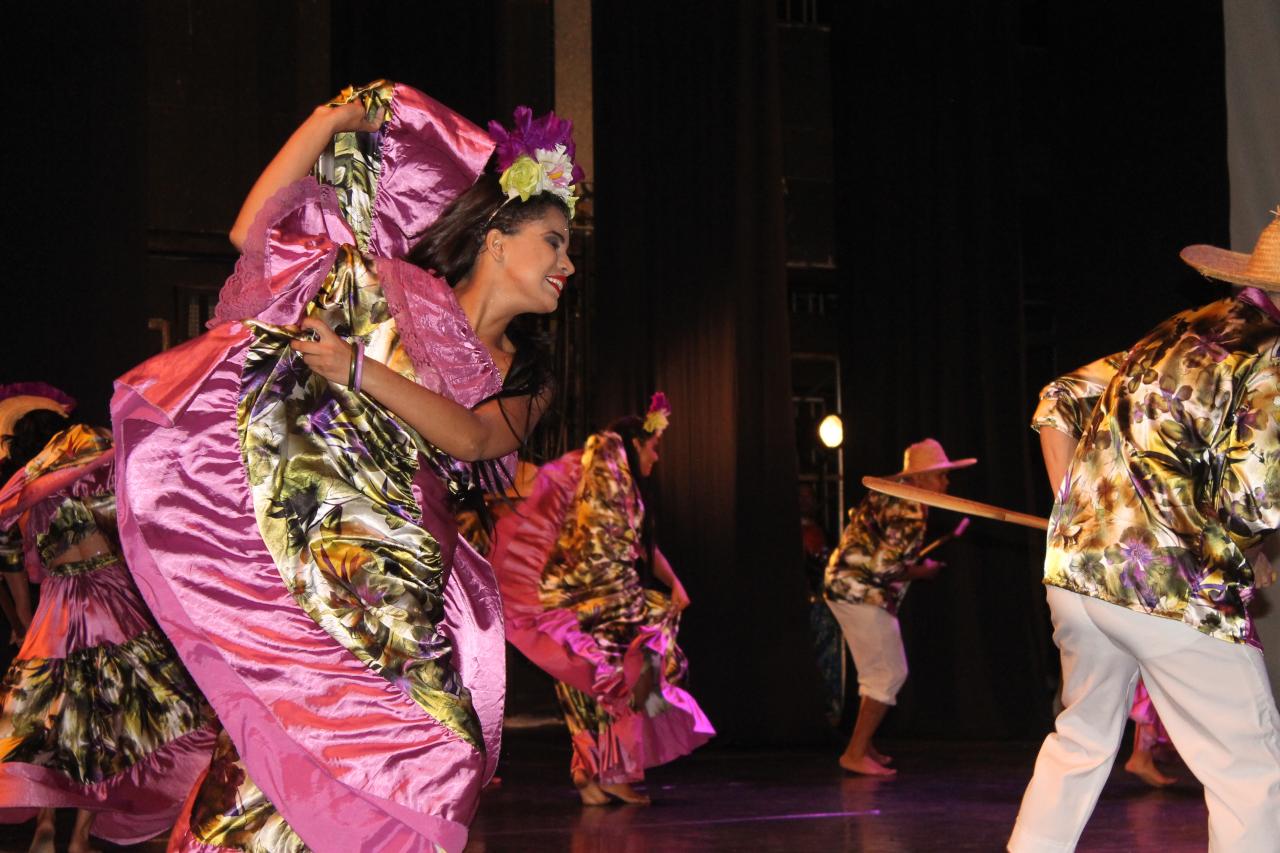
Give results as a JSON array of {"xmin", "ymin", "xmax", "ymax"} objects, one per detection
[
  {"xmin": 237, "ymin": 245, "xmax": 482, "ymax": 749},
  {"xmin": 0, "ymin": 426, "xmax": 215, "ymax": 843},
  {"xmin": 540, "ymin": 435, "xmax": 683, "ymax": 677},
  {"xmin": 186, "ymin": 730, "xmax": 309, "ymax": 853},
  {"xmin": 0, "ymin": 623, "xmax": 207, "ymax": 784},
  {"xmin": 823, "ymin": 492, "xmax": 927, "ymax": 615},
  {"xmin": 316, "ymin": 80, "xmax": 394, "ymax": 254},
  {"xmin": 540, "ymin": 433, "xmax": 695, "ymax": 783},
  {"xmin": 1045, "ymin": 290, "xmax": 1280, "ymax": 645},
  {"xmin": 1031, "ymin": 351, "xmax": 1126, "ymax": 438}
]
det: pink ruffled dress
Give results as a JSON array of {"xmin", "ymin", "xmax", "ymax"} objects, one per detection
[
  {"xmin": 111, "ymin": 83, "xmax": 508, "ymax": 853},
  {"xmin": 490, "ymin": 432, "xmax": 713, "ymax": 785},
  {"xmin": 0, "ymin": 425, "xmax": 217, "ymax": 844}
]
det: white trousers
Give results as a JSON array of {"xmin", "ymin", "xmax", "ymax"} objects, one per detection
[
  {"xmin": 826, "ymin": 598, "xmax": 908, "ymax": 705},
  {"xmin": 1008, "ymin": 587, "xmax": 1280, "ymax": 853}
]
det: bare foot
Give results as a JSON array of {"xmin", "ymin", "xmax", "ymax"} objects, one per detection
[
  {"xmin": 1124, "ymin": 753, "xmax": 1177, "ymax": 787},
  {"xmin": 599, "ymin": 782, "xmax": 652, "ymax": 804},
  {"xmin": 868, "ymin": 745, "xmax": 893, "ymax": 766},
  {"xmin": 839, "ymin": 753, "xmax": 897, "ymax": 777},
  {"xmin": 575, "ymin": 780, "xmax": 611, "ymax": 806},
  {"xmin": 572, "ymin": 771, "xmax": 611, "ymax": 806}
]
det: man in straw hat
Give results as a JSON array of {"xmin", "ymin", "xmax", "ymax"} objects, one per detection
[
  {"xmin": 1009, "ymin": 209, "xmax": 1280, "ymax": 852},
  {"xmin": 823, "ymin": 438, "xmax": 976, "ymax": 776}
]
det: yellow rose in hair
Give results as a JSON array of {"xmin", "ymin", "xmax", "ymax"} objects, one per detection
[{"xmin": 500, "ymin": 156, "xmax": 543, "ymax": 201}]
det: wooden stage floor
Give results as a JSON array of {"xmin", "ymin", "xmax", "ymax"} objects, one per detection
[{"xmin": 0, "ymin": 726, "xmax": 1211, "ymax": 852}]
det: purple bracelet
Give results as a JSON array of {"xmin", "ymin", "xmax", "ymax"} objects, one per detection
[{"xmin": 352, "ymin": 341, "xmax": 365, "ymax": 392}]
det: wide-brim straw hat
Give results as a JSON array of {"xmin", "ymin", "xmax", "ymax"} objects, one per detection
[
  {"xmin": 885, "ymin": 438, "xmax": 977, "ymax": 479},
  {"xmin": 1180, "ymin": 207, "xmax": 1280, "ymax": 292}
]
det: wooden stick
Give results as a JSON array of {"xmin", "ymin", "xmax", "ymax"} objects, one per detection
[{"xmin": 862, "ymin": 476, "xmax": 1049, "ymax": 531}]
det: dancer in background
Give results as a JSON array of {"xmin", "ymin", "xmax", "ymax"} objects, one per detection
[
  {"xmin": 1032, "ymin": 353, "xmax": 1179, "ymax": 787},
  {"xmin": 824, "ymin": 439, "xmax": 975, "ymax": 776},
  {"xmin": 112, "ymin": 80, "xmax": 579, "ymax": 851},
  {"xmin": 0, "ymin": 386, "xmax": 74, "ymax": 643},
  {"xmin": 489, "ymin": 394, "xmax": 714, "ymax": 805},
  {"xmin": 0, "ymin": 390, "xmax": 214, "ymax": 853},
  {"xmin": 1009, "ymin": 211, "xmax": 1280, "ymax": 852}
]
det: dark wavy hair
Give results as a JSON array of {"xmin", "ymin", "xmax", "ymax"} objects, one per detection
[
  {"xmin": 408, "ymin": 167, "xmax": 571, "ymax": 520},
  {"xmin": 5, "ymin": 409, "xmax": 72, "ymax": 469},
  {"xmin": 608, "ymin": 414, "xmax": 661, "ymax": 586}
]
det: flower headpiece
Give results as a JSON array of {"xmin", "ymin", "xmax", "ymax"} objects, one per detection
[
  {"xmin": 487, "ymin": 106, "xmax": 584, "ymax": 219},
  {"xmin": 642, "ymin": 392, "xmax": 672, "ymax": 436}
]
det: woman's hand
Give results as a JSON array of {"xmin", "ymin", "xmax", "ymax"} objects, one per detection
[
  {"xmin": 322, "ymin": 100, "xmax": 386, "ymax": 134},
  {"xmin": 290, "ymin": 317, "xmax": 354, "ymax": 386},
  {"xmin": 669, "ymin": 580, "xmax": 691, "ymax": 612}
]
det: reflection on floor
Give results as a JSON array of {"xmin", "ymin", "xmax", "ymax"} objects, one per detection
[
  {"xmin": 470, "ymin": 727, "xmax": 1207, "ymax": 853},
  {"xmin": 0, "ymin": 726, "xmax": 1208, "ymax": 852}
]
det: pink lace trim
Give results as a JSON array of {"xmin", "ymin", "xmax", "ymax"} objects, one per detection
[
  {"xmin": 375, "ymin": 259, "xmax": 505, "ymax": 408},
  {"xmin": 209, "ymin": 178, "xmax": 342, "ymax": 328}
]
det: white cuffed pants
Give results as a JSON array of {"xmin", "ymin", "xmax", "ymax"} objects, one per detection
[
  {"xmin": 826, "ymin": 598, "xmax": 909, "ymax": 705},
  {"xmin": 1008, "ymin": 586, "xmax": 1280, "ymax": 852}
]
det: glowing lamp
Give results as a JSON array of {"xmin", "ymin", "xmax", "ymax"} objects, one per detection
[{"xmin": 818, "ymin": 414, "xmax": 843, "ymax": 449}]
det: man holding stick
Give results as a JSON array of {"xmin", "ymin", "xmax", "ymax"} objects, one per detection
[{"xmin": 823, "ymin": 439, "xmax": 975, "ymax": 776}]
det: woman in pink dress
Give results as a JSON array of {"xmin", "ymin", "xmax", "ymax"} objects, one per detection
[
  {"xmin": 0, "ymin": 389, "xmax": 216, "ymax": 853},
  {"xmin": 111, "ymin": 81, "xmax": 581, "ymax": 852},
  {"xmin": 489, "ymin": 395, "xmax": 714, "ymax": 805}
]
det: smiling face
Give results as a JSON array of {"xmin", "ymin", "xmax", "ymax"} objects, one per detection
[
  {"xmin": 487, "ymin": 207, "xmax": 575, "ymax": 314},
  {"xmin": 632, "ymin": 434, "xmax": 661, "ymax": 478}
]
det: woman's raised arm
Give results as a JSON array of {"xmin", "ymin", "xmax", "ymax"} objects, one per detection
[{"xmin": 228, "ymin": 101, "xmax": 381, "ymax": 250}]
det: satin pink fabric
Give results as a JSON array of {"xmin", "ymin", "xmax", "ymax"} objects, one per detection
[
  {"xmin": 112, "ymin": 87, "xmax": 509, "ymax": 852},
  {"xmin": 489, "ymin": 452, "xmax": 714, "ymax": 780},
  {"xmin": 0, "ymin": 457, "xmax": 218, "ymax": 844}
]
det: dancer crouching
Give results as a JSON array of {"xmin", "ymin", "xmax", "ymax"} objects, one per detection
[
  {"xmin": 489, "ymin": 394, "xmax": 714, "ymax": 804},
  {"xmin": 824, "ymin": 439, "xmax": 975, "ymax": 776}
]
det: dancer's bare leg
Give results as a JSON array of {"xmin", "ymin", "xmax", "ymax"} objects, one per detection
[
  {"xmin": 28, "ymin": 808, "xmax": 55, "ymax": 853},
  {"xmin": 4, "ymin": 572, "xmax": 32, "ymax": 638},
  {"xmin": 68, "ymin": 809, "xmax": 98, "ymax": 853},
  {"xmin": 1123, "ymin": 724, "xmax": 1177, "ymax": 787},
  {"xmin": 840, "ymin": 696, "xmax": 896, "ymax": 776}
]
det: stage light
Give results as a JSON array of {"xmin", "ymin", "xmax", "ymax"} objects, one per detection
[{"xmin": 818, "ymin": 414, "xmax": 843, "ymax": 449}]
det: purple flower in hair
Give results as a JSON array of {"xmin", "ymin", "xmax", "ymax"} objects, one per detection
[{"xmin": 488, "ymin": 106, "xmax": 586, "ymax": 183}]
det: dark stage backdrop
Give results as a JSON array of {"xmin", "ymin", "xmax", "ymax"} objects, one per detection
[
  {"xmin": 592, "ymin": 2, "xmax": 832, "ymax": 744},
  {"xmin": 8, "ymin": 5, "xmax": 148, "ymax": 422},
  {"xmin": 829, "ymin": 2, "xmax": 1229, "ymax": 738}
]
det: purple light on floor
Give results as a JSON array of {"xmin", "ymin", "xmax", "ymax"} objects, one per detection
[{"xmin": 631, "ymin": 810, "xmax": 882, "ymax": 830}]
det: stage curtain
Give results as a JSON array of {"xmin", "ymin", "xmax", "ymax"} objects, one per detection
[{"xmin": 592, "ymin": 0, "xmax": 831, "ymax": 743}]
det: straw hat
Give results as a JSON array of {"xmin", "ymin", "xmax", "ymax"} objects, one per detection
[
  {"xmin": 0, "ymin": 383, "xmax": 75, "ymax": 462},
  {"xmin": 1180, "ymin": 207, "xmax": 1280, "ymax": 292},
  {"xmin": 886, "ymin": 438, "xmax": 976, "ymax": 479}
]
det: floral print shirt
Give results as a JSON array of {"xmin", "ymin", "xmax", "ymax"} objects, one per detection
[
  {"xmin": 1032, "ymin": 352, "xmax": 1126, "ymax": 439},
  {"xmin": 823, "ymin": 492, "xmax": 927, "ymax": 615},
  {"xmin": 1044, "ymin": 289, "xmax": 1280, "ymax": 645}
]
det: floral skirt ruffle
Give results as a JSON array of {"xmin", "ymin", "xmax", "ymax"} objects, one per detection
[
  {"xmin": 168, "ymin": 728, "xmax": 308, "ymax": 853},
  {"xmin": 0, "ymin": 557, "xmax": 216, "ymax": 844}
]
